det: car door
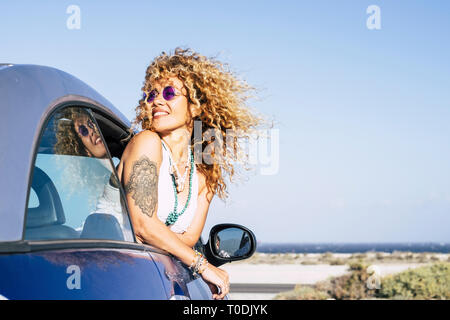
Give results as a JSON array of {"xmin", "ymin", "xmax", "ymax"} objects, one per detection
[{"xmin": 0, "ymin": 104, "xmax": 171, "ymax": 299}]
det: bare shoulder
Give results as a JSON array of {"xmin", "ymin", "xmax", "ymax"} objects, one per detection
[
  {"xmin": 123, "ymin": 130, "xmax": 162, "ymax": 162},
  {"xmin": 129, "ymin": 130, "xmax": 162, "ymax": 149}
]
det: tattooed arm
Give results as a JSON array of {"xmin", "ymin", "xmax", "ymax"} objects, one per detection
[
  {"xmin": 120, "ymin": 130, "xmax": 229, "ymax": 299},
  {"xmin": 120, "ymin": 132, "xmax": 203, "ymax": 263},
  {"xmin": 124, "ymin": 156, "xmax": 159, "ymax": 218}
]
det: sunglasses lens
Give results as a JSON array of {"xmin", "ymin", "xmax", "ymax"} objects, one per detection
[
  {"xmin": 78, "ymin": 125, "xmax": 89, "ymax": 137},
  {"xmin": 148, "ymin": 90, "xmax": 157, "ymax": 103},
  {"xmin": 163, "ymin": 86, "xmax": 176, "ymax": 100},
  {"xmin": 87, "ymin": 119, "xmax": 95, "ymax": 130}
]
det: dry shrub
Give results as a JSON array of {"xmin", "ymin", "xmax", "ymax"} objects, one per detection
[
  {"xmin": 314, "ymin": 261, "xmax": 378, "ymax": 300},
  {"xmin": 274, "ymin": 285, "xmax": 329, "ymax": 300},
  {"xmin": 376, "ymin": 262, "xmax": 450, "ymax": 300}
]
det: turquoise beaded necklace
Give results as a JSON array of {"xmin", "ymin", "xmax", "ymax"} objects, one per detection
[{"xmin": 163, "ymin": 142, "xmax": 195, "ymax": 226}]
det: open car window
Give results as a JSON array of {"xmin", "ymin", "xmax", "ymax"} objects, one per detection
[
  {"xmin": 24, "ymin": 106, "xmax": 134, "ymax": 242},
  {"xmin": 90, "ymin": 111, "xmax": 132, "ymax": 162}
]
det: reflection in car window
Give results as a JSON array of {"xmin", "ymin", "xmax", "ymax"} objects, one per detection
[
  {"xmin": 28, "ymin": 188, "xmax": 39, "ymax": 208},
  {"xmin": 24, "ymin": 106, "xmax": 134, "ymax": 242}
]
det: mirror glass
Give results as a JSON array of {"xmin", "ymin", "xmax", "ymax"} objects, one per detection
[{"xmin": 214, "ymin": 227, "xmax": 251, "ymax": 258}]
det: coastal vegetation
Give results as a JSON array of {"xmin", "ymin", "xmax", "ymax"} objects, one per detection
[
  {"xmin": 239, "ymin": 251, "xmax": 449, "ymax": 265},
  {"xmin": 274, "ymin": 261, "xmax": 450, "ymax": 300}
]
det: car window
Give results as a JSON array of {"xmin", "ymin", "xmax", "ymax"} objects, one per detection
[
  {"xmin": 28, "ymin": 188, "xmax": 39, "ymax": 208},
  {"xmin": 24, "ymin": 106, "xmax": 134, "ymax": 242}
]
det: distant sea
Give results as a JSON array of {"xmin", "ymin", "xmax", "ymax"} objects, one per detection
[{"xmin": 257, "ymin": 243, "xmax": 450, "ymax": 254}]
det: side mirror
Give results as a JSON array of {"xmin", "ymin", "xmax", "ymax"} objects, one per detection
[{"xmin": 203, "ymin": 224, "xmax": 257, "ymax": 267}]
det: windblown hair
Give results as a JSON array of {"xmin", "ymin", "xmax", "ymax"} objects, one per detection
[{"xmin": 131, "ymin": 48, "xmax": 266, "ymax": 199}]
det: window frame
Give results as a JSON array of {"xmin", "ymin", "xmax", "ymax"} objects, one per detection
[{"xmin": 22, "ymin": 98, "xmax": 140, "ymax": 248}]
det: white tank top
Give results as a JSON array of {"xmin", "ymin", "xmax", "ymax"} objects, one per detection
[{"xmin": 157, "ymin": 140, "xmax": 198, "ymax": 233}]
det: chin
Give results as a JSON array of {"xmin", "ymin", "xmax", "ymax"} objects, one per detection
[{"xmin": 152, "ymin": 121, "xmax": 182, "ymax": 134}]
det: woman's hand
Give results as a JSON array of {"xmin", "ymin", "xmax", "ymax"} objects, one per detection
[{"xmin": 200, "ymin": 263, "xmax": 230, "ymax": 300}]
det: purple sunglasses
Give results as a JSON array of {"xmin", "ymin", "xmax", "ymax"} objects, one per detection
[
  {"xmin": 78, "ymin": 118, "xmax": 96, "ymax": 137},
  {"xmin": 143, "ymin": 86, "xmax": 183, "ymax": 104}
]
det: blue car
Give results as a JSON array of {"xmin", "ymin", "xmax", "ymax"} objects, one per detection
[{"xmin": 0, "ymin": 64, "xmax": 256, "ymax": 300}]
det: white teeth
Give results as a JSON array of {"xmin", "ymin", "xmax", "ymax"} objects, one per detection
[
  {"xmin": 154, "ymin": 112, "xmax": 169, "ymax": 116},
  {"xmin": 95, "ymin": 138, "xmax": 101, "ymax": 144}
]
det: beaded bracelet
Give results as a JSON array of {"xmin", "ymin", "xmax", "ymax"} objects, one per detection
[
  {"xmin": 189, "ymin": 252, "xmax": 209, "ymax": 277},
  {"xmin": 189, "ymin": 250, "xmax": 202, "ymax": 269},
  {"xmin": 189, "ymin": 250, "xmax": 204, "ymax": 276},
  {"xmin": 193, "ymin": 256, "xmax": 205, "ymax": 276},
  {"xmin": 197, "ymin": 260, "xmax": 209, "ymax": 275}
]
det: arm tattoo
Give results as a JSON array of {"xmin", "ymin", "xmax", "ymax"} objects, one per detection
[{"xmin": 124, "ymin": 156, "xmax": 158, "ymax": 217}]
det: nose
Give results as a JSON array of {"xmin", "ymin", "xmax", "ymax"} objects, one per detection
[
  {"xmin": 87, "ymin": 123, "xmax": 99, "ymax": 138},
  {"xmin": 153, "ymin": 92, "xmax": 165, "ymax": 106}
]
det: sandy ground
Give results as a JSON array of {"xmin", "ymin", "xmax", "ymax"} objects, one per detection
[
  {"xmin": 222, "ymin": 262, "xmax": 429, "ymax": 300},
  {"xmin": 228, "ymin": 292, "xmax": 278, "ymax": 300},
  {"xmin": 223, "ymin": 263, "xmax": 349, "ymax": 285}
]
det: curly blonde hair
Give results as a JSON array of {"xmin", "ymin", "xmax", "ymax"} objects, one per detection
[{"xmin": 131, "ymin": 48, "xmax": 266, "ymax": 199}]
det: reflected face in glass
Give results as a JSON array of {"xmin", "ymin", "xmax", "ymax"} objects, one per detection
[
  {"xmin": 215, "ymin": 238, "xmax": 220, "ymax": 250},
  {"xmin": 214, "ymin": 228, "xmax": 252, "ymax": 258},
  {"xmin": 74, "ymin": 115, "xmax": 107, "ymax": 158}
]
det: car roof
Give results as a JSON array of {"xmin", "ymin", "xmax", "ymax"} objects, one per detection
[{"xmin": 0, "ymin": 64, "xmax": 131, "ymax": 241}]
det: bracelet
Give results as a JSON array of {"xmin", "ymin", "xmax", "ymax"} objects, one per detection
[
  {"xmin": 197, "ymin": 260, "xmax": 209, "ymax": 275},
  {"xmin": 189, "ymin": 252, "xmax": 209, "ymax": 277},
  {"xmin": 189, "ymin": 250, "xmax": 204, "ymax": 276},
  {"xmin": 193, "ymin": 256, "xmax": 204, "ymax": 276},
  {"xmin": 195, "ymin": 255, "xmax": 209, "ymax": 275},
  {"xmin": 189, "ymin": 250, "xmax": 202, "ymax": 269}
]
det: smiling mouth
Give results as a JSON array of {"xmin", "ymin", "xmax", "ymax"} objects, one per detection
[
  {"xmin": 95, "ymin": 137, "xmax": 102, "ymax": 145},
  {"xmin": 153, "ymin": 111, "xmax": 169, "ymax": 118}
]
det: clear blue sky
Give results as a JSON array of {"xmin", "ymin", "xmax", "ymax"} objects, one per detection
[{"xmin": 2, "ymin": 1, "xmax": 449, "ymax": 243}]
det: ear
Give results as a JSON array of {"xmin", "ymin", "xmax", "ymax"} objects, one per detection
[{"xmin": 190, "ymin": 103, "xmax": 202, "ymax": 118}]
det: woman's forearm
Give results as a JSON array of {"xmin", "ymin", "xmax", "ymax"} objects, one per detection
[
  {"xmin": 133, "ymin": 213, "xmax": 196, "ymax": 266},
  {"xmin": 175, "ymin": 232, "xmax": 198, "ymax": 248}
]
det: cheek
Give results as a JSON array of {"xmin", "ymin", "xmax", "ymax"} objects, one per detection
[
  {"xmin": 83, "ymin": 139, "xmax": 94, "ymax": 151},
  {"xmin": 172, "ymin": 101, "xmax": 190, "ymax": 120},
  {"xmin": 93, "ymin": 146, "xmax": 107, "ymax": 158}
]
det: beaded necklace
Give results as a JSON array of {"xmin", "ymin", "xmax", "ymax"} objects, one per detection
[{"xmin": 162, "ymin": 141, "xmax": 194, "ymax": 226}]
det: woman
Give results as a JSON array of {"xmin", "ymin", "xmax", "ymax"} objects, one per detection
[{"xmin": 117, "ymin": 48, "xmax": 263, "ymax": 299}]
